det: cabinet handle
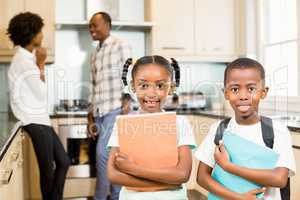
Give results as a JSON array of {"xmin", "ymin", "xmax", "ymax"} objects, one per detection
[
  {"xmin": 213, "ymin": 47, "xmax": 223, "ymax": 51},
  {"xmin": 17, "ymin": 158, "xmax": 24, "ymax": 168},
  {"xmin": 162, "ymin": 46, "xmax": 185, "ymax": 50},
  {"xmin": 20, "ymin": 131, "xmax": 26, "ymax": 140},
  {"xmin": 10, "ymin": 152, "xmax": 19, "ymax": 162},
  {"xmin": 0, "ymin": 169, "xmax": 13, "ymax": 185}
]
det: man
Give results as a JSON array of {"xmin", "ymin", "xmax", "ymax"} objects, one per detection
[{"xmin": 87, "ymin": 12, "xmax": 132, "ymax": 200}]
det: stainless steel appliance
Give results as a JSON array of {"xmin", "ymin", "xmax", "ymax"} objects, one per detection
[
  {"xmin": 58, "ymin": 124, "xmax": 96, "ymax": 178},
  {"xmin": 55, "ymin": 99, "xmax": 88, "ymax": 113},
  {"xmin": 178, "ymin": 92, "xmax": 207, "ymax": 110}
]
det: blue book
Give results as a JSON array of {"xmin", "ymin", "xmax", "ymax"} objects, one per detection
[{"xmin": 208, "ymin": 131, "xmax": 279, "ymax": 200}]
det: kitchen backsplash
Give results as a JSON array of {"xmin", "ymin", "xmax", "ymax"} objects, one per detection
[
  {"xmin": 46, "ymin": 29, "xmax": 146, "ymax": 112},
  {"xmin": 0, "ymin": 65, "xmax": 9, "ymax": 112}
]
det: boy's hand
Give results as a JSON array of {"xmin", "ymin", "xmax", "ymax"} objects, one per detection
[
  {"xmin": 214, "ymin": 140, "xmax": 230, "ymax": 169},
  {"xmin": 114, "ymin": 152, "xmax": 136, "ymax": 174},
  {"xmin": 240, "ymin": 187, "xmax": 266, "ymax": 200}
]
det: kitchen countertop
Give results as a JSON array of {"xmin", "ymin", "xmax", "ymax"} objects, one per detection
[
  {"xmin": 177, "ymin": 109, "xmax": 300, "ymax": 132},
  {"xmin": 1, "ymin": 109, "xmax": 300, "ymax": 161},
  {"xmin": 49, "ymin": 112, "xmax": 88, "ymax": 118},
  {"xmin": 0, "ymin": 112, "xmax": 21, "ymax": 161}
]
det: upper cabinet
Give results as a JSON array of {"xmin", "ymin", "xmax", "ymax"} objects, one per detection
[
  {"xmin": 146, "ymin": 0, "xmax": 195, "ymax": 56},
  {"xmin": 146, "ymin": 0, "xmax": 245, "ymax": 62},
  {"xmin": 0, "ymin": 0, "xmax": 55, "ymax": 63},
  {"xmin": 195, "ymin": 0, "xmax": 236, "ymax": 60}
]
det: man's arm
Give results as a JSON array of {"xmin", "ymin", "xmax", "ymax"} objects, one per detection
[{"xmin": 87, "ymin": 54, "xmax": 97, "ymax": 139}]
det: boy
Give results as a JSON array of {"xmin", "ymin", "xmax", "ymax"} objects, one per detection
[{"xmin": 195, "ymin": 58, "xmax": 295, "ymax": 200}]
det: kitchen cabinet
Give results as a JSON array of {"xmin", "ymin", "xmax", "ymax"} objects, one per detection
[
  {"xmin": 0, "ymin": 0, "xmax": 55, "ymax": 63},
  {"xmin": 195, "ymin": 0, "xmax": 236, "ymax": 61},
  {"xmin": 185, "ymin": 115, "xmax": 219, "ymax": 196},
  {"xmin": 0, "ymin": 129, "xmax": 27, "ymax": 200},
  {"xmin": 146, "ymin": 0, "xmax": 195, "ymax": 56},
  {"xmin": 146, "ymin": 0, "xmax": 245, "ymax": 62},
  {"xmin": 290, "ymin": 132, "xmax": 300, "ymax": 200}
]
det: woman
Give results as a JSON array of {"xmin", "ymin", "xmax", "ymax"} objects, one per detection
[{"xmin": 7, "ymin": 12, "xmax": 70, "ymax": 200}]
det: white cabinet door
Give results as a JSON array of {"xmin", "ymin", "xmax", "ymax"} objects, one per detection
[
  {"xmin": 291, "ymin": 147, "xmax": 300, "ymax": 200},
  {"xmin": 0, "ymin": 131, "xmax": 25, "ymax": 200},
  {"xmin": 195, "ymin": 0, "xmax": 236, "ymax": 60},
  {"xmin": 150, "ymin": 0, "xmax": 195, "ymax": 56}
]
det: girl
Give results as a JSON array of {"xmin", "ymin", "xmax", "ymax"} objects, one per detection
[{"xmin": 106, "ymin": 55, "xmax": 196, "ymax": 200}]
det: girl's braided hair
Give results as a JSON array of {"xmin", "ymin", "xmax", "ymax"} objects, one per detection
[{"xmin": 121, "ymin": 55, "xmax": 180, "ymax": 88}]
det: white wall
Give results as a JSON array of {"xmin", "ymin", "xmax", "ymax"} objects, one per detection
[{"xmin": 46, "ymin": 0, "xmax": 147, "ymax": 112}]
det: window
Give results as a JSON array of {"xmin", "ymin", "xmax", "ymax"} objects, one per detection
[{"xmin": 258, "ymin": 0, "xmax": 298, "ymax": 97}]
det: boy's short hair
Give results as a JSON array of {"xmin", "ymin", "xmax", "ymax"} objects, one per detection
[
  {"xmin": 7, "ymin": 12, "xmax": 44, "ymax": 47},
  {"xmin": 224, "ymin": 58, "xmax": 265, "ymax": 86}
]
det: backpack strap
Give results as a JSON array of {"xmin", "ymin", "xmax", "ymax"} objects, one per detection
[
  {"xmin": 214, "ymin": 118, "xmax": 231, "ymax": 145},
  {"xmin": 260, "ymin": 116, "xmax": 274, "ymax": 149},
  {"xmin": 261, "ymin": 116, "xmax": 290, "ymax": 200}
]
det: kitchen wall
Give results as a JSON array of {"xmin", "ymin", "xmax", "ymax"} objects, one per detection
[
  {"xmin": 0, "ymin": 65, "xmax": 9, "ymax": 112},
  {"xmin": 179, "ymin": 62, "xmax": 226, "ymax": 109},
  {"xmin": 47, "ymin": 29, "xmax": 146, "ymax": 112},
  {"xmin": 46, "ymin": 0, "xmax": 147, "ymax": 112},
  {"xmin": 0, "ymin": 0, "xmax": 227, "ymax": 114}
]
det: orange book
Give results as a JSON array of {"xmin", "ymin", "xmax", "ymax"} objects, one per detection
[{"xmin": 117, "ymin": 112, "xmax": 178, "ymax": 191}]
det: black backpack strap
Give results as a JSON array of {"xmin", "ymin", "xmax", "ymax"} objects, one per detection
[
  {"xmin": 260, "ymin": 116, "xmax": 274, "ymax": 149},
  {"xmin": 261, "ymin": 116, "xmax": 290, "ymax": 200},
  {"xmin": 214, "ymin": 118, "xmax": 231, "ymax": 145}
]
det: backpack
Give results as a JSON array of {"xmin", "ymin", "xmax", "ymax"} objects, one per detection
[{"xmin": 214, "ymin": 116, "xmax": 290, "ymax": 200}]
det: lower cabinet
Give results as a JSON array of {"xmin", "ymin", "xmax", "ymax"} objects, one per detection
[
  {"xmin": 291, "ymin": 132, "xmax": 300, "ymax": 200},
  {"xmin": 186, "ymin": 115, "xmax": 218, "ymax": 195},
  {"xmin": 0, "ymin": 129, "xmax": 27, "ymax": 200}
]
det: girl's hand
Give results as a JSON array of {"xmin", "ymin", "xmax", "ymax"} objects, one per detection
[
  {"xmin": 114, "ymin": 152, "xmax": 136, "ymax": 174},
  {"xmin": 240, "ymin": 187, "xmax": 266, "ymax": 200},
  {"xmin": 214, "ymin": 140, "xmax": 230, "ymax": 169}
]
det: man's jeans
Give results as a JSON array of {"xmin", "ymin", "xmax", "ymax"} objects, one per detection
[{"xmin": 94, "ymin": 108, "xmax": 122, "ymax": 200}]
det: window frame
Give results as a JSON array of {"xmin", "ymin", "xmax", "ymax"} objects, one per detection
[{"xmin": 256, "ymin": 0, "xmax": 300, "ymax": 112}]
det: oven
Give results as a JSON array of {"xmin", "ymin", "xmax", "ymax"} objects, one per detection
[{"xmin": 58, "ymin": 124, "xmax": 96, "ymax": 178}]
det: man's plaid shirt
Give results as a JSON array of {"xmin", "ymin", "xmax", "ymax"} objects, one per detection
[{"xmin": 88, "ymin": 35, "xmax": 131, "ymax": 117}]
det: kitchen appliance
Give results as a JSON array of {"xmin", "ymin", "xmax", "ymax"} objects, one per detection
[
  {"xmin": 178, "ymin": 92, "xmax": 207, "ymax": 110},
  {"xmin": 55, "ymin": 99, "xmax": 88, "ymax": 114},
  {"xmin": 58, "ymin": 124, "xmax": 96, "ymax": 178}
]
